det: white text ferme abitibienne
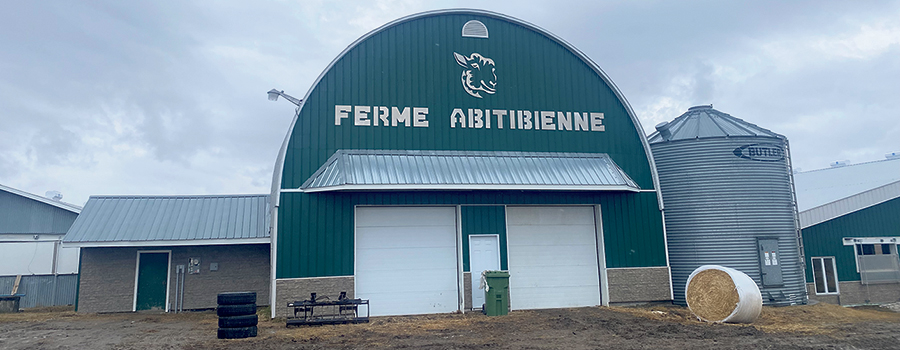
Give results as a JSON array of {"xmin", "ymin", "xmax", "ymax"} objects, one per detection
[{"xmin": 335, "ymin": 105, "xmax": 605, "ymax": 132}]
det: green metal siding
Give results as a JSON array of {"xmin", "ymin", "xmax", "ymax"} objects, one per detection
[
  {"xmin": 461, "ymin": 206, "xmax": 507, "ymax": 272},
  {"xmin": 281, "ymin": 13, "xmax": 653, "ymax": 191},
  {"xmin": 0, "ymin": 190, "xmax": 78, "ymax": 234},
  {"xmin": 277, "ymin": 191, "xmax": 665, "ymax": 278},
  {"xmin": 274, "ymin": 11, "xmax": 664, "ymax": 280},
  {"xmin": 802, "ymin": 197, "xmax": 900, "ymax": 283}
]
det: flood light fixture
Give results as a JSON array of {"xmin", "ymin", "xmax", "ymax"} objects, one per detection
[{"xmin": 267, "ymin": 89, "xmax": 302, "ymax": 107}]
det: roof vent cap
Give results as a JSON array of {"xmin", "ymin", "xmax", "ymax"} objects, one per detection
[
  {"xmin": 830, "ymin": 160, "xmax": 851, "ymax": 168},
  {"xmin": 688, "ymin": 104, "xmax": 713, "ymax": 111},
  {"xmin": 655, "ymin": 121, "xmax": 672, "ymax": 141},
  {"xmin": 45, "ymin": 190, "xmax": 63, "ymax": 201}
]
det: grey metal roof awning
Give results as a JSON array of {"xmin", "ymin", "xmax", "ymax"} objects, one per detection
[
  {"xmin": 63, "ymin": 194, "xmax": 270, "ymax": 247},
  {"xmin": 300, "ymin": 150, "xmax": 640, "ymax": 192}
]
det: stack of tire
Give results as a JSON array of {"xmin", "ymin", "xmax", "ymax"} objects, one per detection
[{"xmin": 216, "ymin": 292, "xmax": 258, "ymax": 339}]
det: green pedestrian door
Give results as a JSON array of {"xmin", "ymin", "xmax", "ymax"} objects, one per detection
[{"xmin": 135, "ymin": 252, "xmax": 169, "ymax": 311}]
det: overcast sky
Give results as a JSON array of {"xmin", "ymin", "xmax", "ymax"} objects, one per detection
[{"xmin": 2, "ymin": 1, "xmax": 898, "ymax": 206}]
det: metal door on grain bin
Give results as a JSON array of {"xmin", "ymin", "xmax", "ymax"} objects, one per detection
[
  {"xmin": 758, "ymin": 239, "xmax": 784, "ymax": 286},
  {"xmin": 135, "ymin": 252, "xmax": 169, "ymax": 311}
]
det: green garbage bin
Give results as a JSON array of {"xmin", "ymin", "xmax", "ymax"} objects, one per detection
[{"xmin": 483, "ymin": 271, "xmax": 510, "ymax": 316}]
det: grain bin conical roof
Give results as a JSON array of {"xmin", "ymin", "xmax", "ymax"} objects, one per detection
[{"xmin": 647, "ymin": 105, "xmax": 781, "ymax": 143}]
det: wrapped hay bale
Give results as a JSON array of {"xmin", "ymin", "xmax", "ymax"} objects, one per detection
[{"xmin": 685, "ymin": 265, "xmax": 762, "ymax": 323}]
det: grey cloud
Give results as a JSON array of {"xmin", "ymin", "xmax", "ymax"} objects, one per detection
[{"xmin": 2, "ymin": 1, "xmax": 898, "ymax": 204}]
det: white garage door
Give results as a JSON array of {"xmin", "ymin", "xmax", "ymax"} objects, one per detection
[
  {"xmin": 356, "ymin": 207, "xmax": 459, "ymax": 316},
  {"xmin": 507, "ymin": 206, "xmax": 600, "ymax": 310}
]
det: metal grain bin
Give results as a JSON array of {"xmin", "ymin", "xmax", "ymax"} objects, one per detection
[{"xmin": 648, "ymin": 105, "xmax": 807, "ymax": 306}]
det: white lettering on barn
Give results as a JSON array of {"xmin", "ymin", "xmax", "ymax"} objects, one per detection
[
  {"xmin": 450, "ymin": 108, "xmax": 604, "ymax": 132},
  {"xmin": 335, "ymin": 105, "xmax": 430, "ymax": 128},
  {"xmin": 334, "ymin": 105, "xmax": 605, "ymax": 132}
]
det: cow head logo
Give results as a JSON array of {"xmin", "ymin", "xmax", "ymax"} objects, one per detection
[{"xmin": 454, "ymin": 52, "xmax": 496, "ymax": 98}]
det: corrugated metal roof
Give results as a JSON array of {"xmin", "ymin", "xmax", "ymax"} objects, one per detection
[
  {"xmin": 0, "ymin": 183, "xmax": 82, "ymax": 213},
  {"xmin": 794, "ymin": 157, "xmax": 900, "ymax": 211},
  {"xmin": 63, "ymin": 194, "xmax": 269, "ymax": 245},
  {"xmin": 301, "ymin": 150, "xmax": 640, "ymax": 192},
  {"xmin": 1, "ymin": 184, "xmax": 80, "ymax": 234},
  {"xmin": 800, "ymin": 179, "xmax": 900, "ymax": 228},
  {"xmin": 647, "ymin": 105, "xmax": 782, "ymax": 143}
]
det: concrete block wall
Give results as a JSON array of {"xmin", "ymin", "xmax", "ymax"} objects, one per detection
[
  {"xmin": 461, "ymin": 268, "xmax": 673, "ymax": 311},
  {"xmin": 175, "ymin": 244, "xmax": 270, "ymax": 310},
  {"xmin": 607, "ymin": 267, "xmax": 672, "ymax": 304},
  {"xmin": 77, "ymin": 244, "xmax": 270, "ymax": 313},
  {"xmin": 273, "ymin": 267, "xmax": 672, "ymax": 317},
  {"xmin": 807, "ymin": 282, "xmax": 900, "ymax": 305},
  {"xmin": 463, "ymin": 272, "xmax": 473, "ymax": 310},
  {"xmin": 77, "ymin": 248, "xmax": 137, "ymax": 313},
  {"xmin": 275, "ymin": 277, "xmax": 354, "ymax": 318}
]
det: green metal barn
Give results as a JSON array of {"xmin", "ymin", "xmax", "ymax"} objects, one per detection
[{"xmin": 269, "ymin": 9, "xmax": 672, "ymax": 317}]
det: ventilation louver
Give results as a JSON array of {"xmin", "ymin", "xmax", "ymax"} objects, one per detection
[{"xmin": 462, "ymin": 20, "xmax": 488, "ymax": 38}]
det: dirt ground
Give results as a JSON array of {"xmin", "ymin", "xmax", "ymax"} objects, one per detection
[{"xmin": 2, "ymin": 303, "xmax": 900, "ymax": 349}]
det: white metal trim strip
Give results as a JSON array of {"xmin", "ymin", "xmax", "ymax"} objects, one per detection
[
  {"xmin": 456, "ymin": 205, "xmax": 465, "ymax": 314},
  {"xmin": 63, "ymin": 238, "xmax": 270, "ymax": 248},
  {"xmin": 595, "ymin": 205, "xmax": 609, "ymax": 306},
  {"xmin": 300, "ymin": 184, "xmax": 641, "ymax": 193},
  {"xmin": 841, "ymin": 237, "xmax": 900, "ymax": 246},
  {"xmin": 800, "ymin": 180, "xmax": 900, "ymax": 229},
  {"xmin": 270, "ymin": 205, "xmax": 279, "ymax": 319}
]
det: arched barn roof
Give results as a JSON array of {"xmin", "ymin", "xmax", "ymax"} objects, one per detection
[{"xmin": 270, "ymin": 9, "xmax": 661, "ymax": 206}]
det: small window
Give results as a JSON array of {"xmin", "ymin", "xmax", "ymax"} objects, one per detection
[
  {"xmin": 857, "ymin": 244, "xmax": 876, "ymax": 255},
  {"xmin": 811, "ymin": 257, "xmax": 838, "ymax": 294}
]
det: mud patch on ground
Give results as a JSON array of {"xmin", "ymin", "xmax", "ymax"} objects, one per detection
[{"xmin": 2, "ymin": 304, "xmax": 900, "ymax": 349}]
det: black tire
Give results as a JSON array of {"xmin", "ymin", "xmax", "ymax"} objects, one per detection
[
  {"xmin": 218, "ymin": 314, "xmax": 258, "ymax": 328},
  {"xmin": 217, "ymin": 292, "xmax": 257, "ymax": 305},
  {"xmin": 217, "ymin": 303, "xmax": 256, "ymax": 317},
  {"xmin": 217, "ymin": 326, "xmax": 257, "ymax": 339}
]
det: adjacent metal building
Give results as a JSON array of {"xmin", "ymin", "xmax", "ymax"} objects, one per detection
[
  {"xmin": 648, "ymin": 105, "xmax": 807, "ymax": 306},
  {"xmin": 270, "ymin": 9, "xmax": 672, "ymax": 317},
  {"xmin": 65, "ymin": 194, "xmax": 270, "ymax": 312},
  {"xmin": 794, "ymin": 156, "xmax": 900, "ymax": 212},
  {"xmin": 797, "ymin": 157, "xmax": 900, "ymax": 305},
  {"xmin": 0, "ymin": 183, "xmax": 81, "ymax": 308}
]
